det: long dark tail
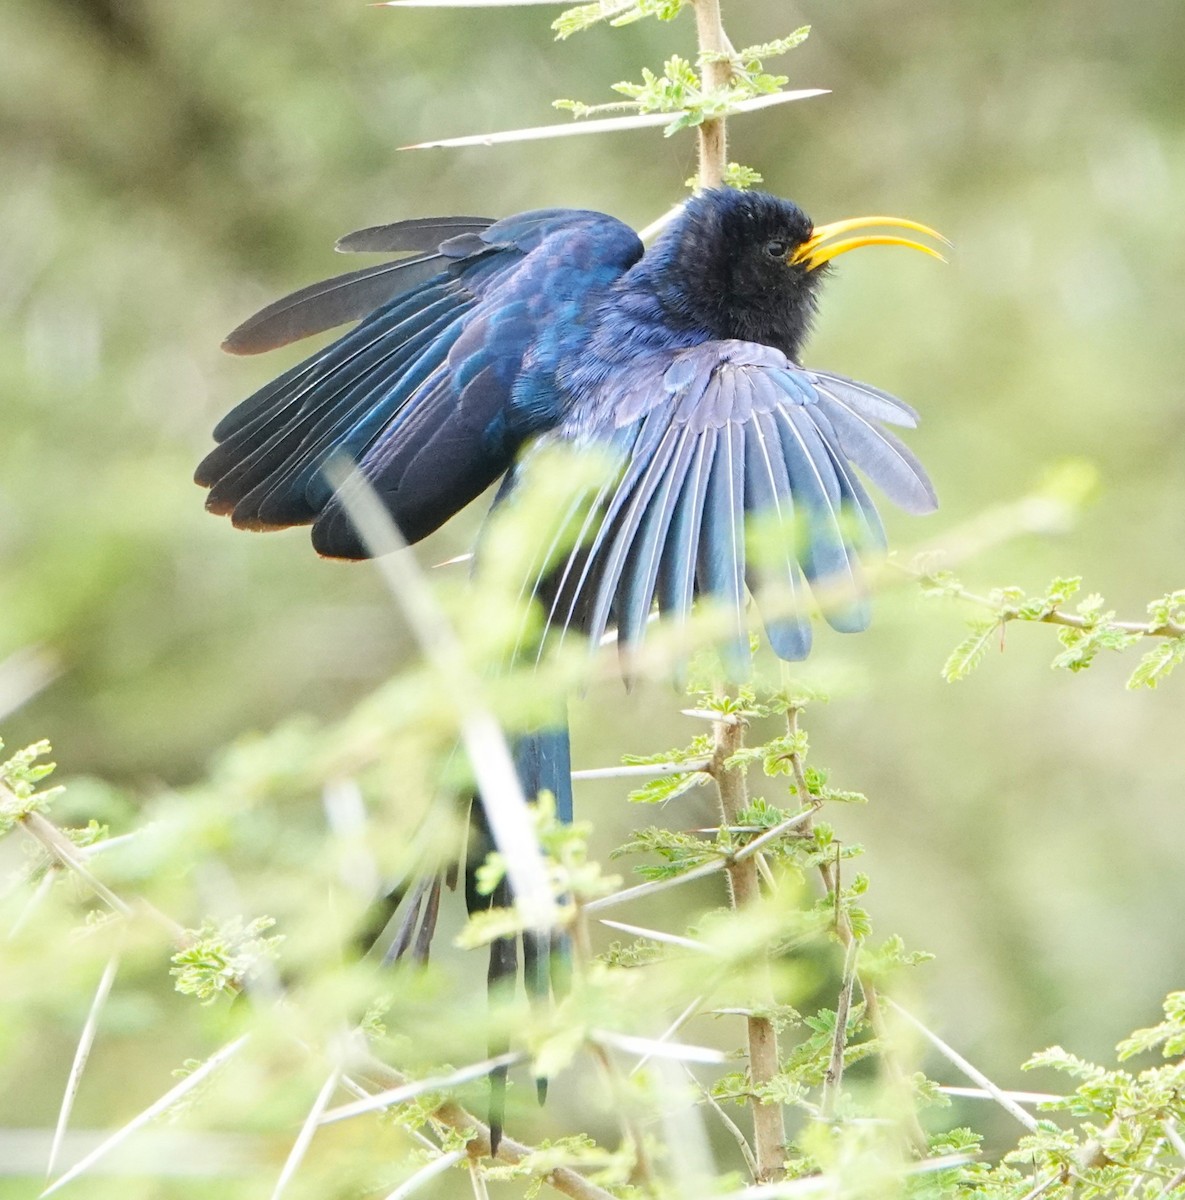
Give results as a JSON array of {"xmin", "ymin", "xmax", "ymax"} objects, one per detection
[
  {"xmin": 468, "ymin": 723, "xmax": 572, "ymax": 1152},
  {"xmin": 374, "ymin": 721, "xmax": 573, "ymax": 1154}
]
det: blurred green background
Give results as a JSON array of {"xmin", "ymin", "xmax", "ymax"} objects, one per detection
[{"xmin": 2, "ymin": 0, "xmax": 1184, "ymax": 1190}]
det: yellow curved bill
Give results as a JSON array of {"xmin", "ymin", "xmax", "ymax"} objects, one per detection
[{"xmin": 790, "ymin": 215, "xmax": 950, "ymax": 270}]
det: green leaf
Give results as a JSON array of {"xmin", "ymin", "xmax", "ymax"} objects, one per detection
[
  {"xmin": 1126, "ymin": 635, "xmax": 1185, "ymax": 689},
  {"xmin": 170, "ymin": 915, "xmax": 283, "ymax": 1004},
  {"xmin": 0, "ymin": 741, "xmax": 65, "ymax": 834},
  {"xmin": 942, "ymin": 620, "xmax": 999, "ymax": 682},
  {"xmin": 722, "ymin": 163, "xmax": 764, "ymax": 189}
]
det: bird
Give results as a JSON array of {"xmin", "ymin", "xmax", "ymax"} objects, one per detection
[{"xmin": 197, "ymin": 187, "xmax": 943, "ymax": 1147}]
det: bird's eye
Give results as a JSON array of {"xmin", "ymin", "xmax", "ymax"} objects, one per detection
[{"xmin": 764, "ymin": 239, "xmax": 789, "ymax": 260}]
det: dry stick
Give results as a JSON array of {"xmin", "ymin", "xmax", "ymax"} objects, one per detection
[
  {"xmin": 781, "ymin": 705, "xmax": 928, "ymax": 1154},
  {"xmin": 354, "ymin": 1054, "xmax": 618, "ymax": 1200},
  {"xmin": 709, "ymin": 710, "xmax": 787, "ymax": 1183}
]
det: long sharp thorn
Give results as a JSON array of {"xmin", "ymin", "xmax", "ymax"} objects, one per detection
[
  {"xmin": 41, "ymin": 1035, "xmax": 250, "ymax": 1197},
  {"xmin": 47, "ymin": 952, "xmax": 121, "ymax": 1179},
  {"xmin": 270, "ymin": 1068, "xmax": 342, "ymax": 1200}
]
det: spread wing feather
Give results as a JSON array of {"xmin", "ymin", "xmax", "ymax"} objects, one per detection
[
  {"xmin": 222, "ymin": 256, "xmax": 453, "ymax": 355},
  {"xmin": 335, "ymin": 216, "xmax": 495, "ymax": 254},
  {"xmin": 199, "ymin": 295, "xmax": 470, "ymax": 524},
  {"xmin": 811, "ymin": 382, "xmax": 936, "ymax": 513},
  {"xmin": 541, "ymin": 341, "xmax": 936, "ymax": 663},
  {"xmin": 201, "ymin": 210, "xmax": 644, "ymax": 556}
]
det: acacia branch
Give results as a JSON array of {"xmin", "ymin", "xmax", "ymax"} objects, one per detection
[
  {"xmin": 709, "ymin": 708, "xmax": 786, "ymax": 1183},
  {"xmin": 782, "ymin": 705, "xmax": 928, "ymax": 1154},
  {"xmin": 353, "ymin": 1053, "xmax": 619, "ymax": 1200},
  {"xmin": 10, "ymin": 801, "xmax": 188, "ymax": 943},
  {"xmin": 917, "ymin": 574, "xmax": 1185, "ymax": 639},
  {"xmin": 692, "ymin": 0, "xmax": 731, "ymax": 188}
]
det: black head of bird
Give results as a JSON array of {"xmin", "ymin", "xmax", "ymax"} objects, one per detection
[{"xmin": 641, "ymin": 188, "xmax": 945, "ymax": 360}]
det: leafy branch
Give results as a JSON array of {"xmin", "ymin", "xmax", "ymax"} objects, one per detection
[
  {"xmin": 555, "ymin": 32, "xmax": 809, "ymax": 139},
  {"xmin": 923, "ymin": 573, "xmax": 1185, "ymax": 687}
]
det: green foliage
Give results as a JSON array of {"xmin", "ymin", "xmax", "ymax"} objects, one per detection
[
  {"xmin": 929, "ymin": 572, "xmax": 1185, "ymax": 687},
  {"xmin": 0, "ymin": 738, "xmax": 63, "ymax": 831},
  {"xmin": 170, "ymin": 914, "xmax": 285, "ymax": 1003},
  {"xmin": 1117, "ymin": 990, "xmax": 1185, "ymax": 1059},
  {"xmin": 552, "ymin": 12, "xmax": 811, "ymax": 175},
  {"xmin": 551, "ymin": 0, "xmax": 684, "ymax": 41},
  {"xmin": 4, "ymin": 0, "xmax": 1185, "ymax": 1196},
  {"xmin": 722, "ymin": 163, "xmax": 765, "ymax": 190},
  {"xmin": 7, "ymin": 661, "xmax": 1185, "ymax": 1199},
  {"xmin": 621, "ymin": 733, "xmax": 712, "ymax": 804}
]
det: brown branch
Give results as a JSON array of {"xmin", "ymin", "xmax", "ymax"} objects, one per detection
[
  {"xmin": 353, "ymin": 1053, "xmax": 619, "ymax": 1200},
  {"xmin": 692, "ymin": 0, "xmax": 730, "ymax": 189},
  {"xmin": 709, "ymin": 708, "xmax": 786, "ymax": 1183},
  {"xmin": 821, "ymin": 936, "xmax": 858, "ymax": 1119}
]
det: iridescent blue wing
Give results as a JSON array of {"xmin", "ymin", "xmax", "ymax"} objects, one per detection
[
  {"xmin": 539, "ymin": 342, "xmax": 936, "ymax": 666},
  {"xmin": 198, "ymin": 211, "xmax": 644, "ymax": 549}
]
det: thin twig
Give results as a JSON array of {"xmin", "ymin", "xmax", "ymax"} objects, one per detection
[
  {"xmin": 270, "ymin": 1067, "xmax": 342, "ymax": 1200},
  {"xmin": 820, "ymin": 937, "xmax": 859, "ymax": 1119},
  {"xmin": 599, "ymin": 918, "xmax": 711, "ymax": 953},
  {"xmin": 630, "ymin": 994, "xmax": 708, "ymax": 1077},
  {"xmin": 583, "ymin": 858, "xmax": 724, "ymax": 914},
  {"xmin": 573, "ymin": 903, "xmax": 658, "ymax": 1189},
  {"xmin": 384, "ymin": 1150, "xmax": 466, "ymax": 1199},
  {"xmin": 1015, "ymin": 1175, "xmax": 1060, "ymax": 1200},
  {"xmin": 592, "ymin": 1029, "xmax": 724, "ymax": 1065},
  {"xmin": 7, "ymin": 865, "xmax": 59, "ymax": 938},
  {"xmin": 686, "ymin": 1065, "xmax": 760, "ymax": 1181},
  {"xmin": 915, "ymin": 573, "xmax": 1185, "ymax": 640},
  {"xmin": 1160, "ymin": 1165, "xmax": 1185, "ymax": 1195},
  {"xmin": 584, "ymin": 808, "xmax": 817, "ymax": 917},
  {"xmin": 468, "ymin": 1159, "xmax": 491, "ymax": 1200},
  {"xmin": 15, "ymin": 808, "xmax": 187, "ymax": 942},
  {"xmin": 1159, "ymin": 1119, "xmax": 1185, "ymax": 1161},
  {"xmin": 733, "ymin": 808, "xmax": 818, "ymax": 863},
  {"xmin": 399, "ymin": 91, "xmax": 823, "ymax": 152},
  {"xmin": 320, "ymin": 1053, "xmax": 525, "ymax": 1126},
  {"xmin": 938, "ymin": 1086, "xmax": 1061, "ymax": 1104},
  {"xmin": 780, "ymin": 702, "xmax": 928, "ymax": 1154},
  {"xmin": 41, "ymin": 1035, "xmax": 251, "ymax": 1198},
  {"xmin": 571, "ymin": 759, "xmax": 710, "ymax": 780},
  {"xmin": 352, "ymin": 1053, "xmax": 619, "ymax": 1200}
]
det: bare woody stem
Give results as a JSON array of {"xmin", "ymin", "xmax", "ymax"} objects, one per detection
[
  {"xmin": 782, "ymin": 705, "xmax": 928, "ymax": 1154},
  {"xmin": 692, "ymin": 0, "xmax": 731, "ymax": 189},
  {"xmin": 709, "ymin": 709, "xmax": 786, "ymax": 1183}
]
